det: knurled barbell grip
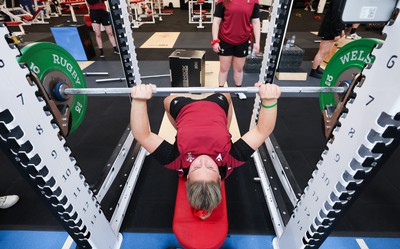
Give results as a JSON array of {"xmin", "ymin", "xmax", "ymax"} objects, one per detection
[{"xmin": 62, "ymin": 86, "xmax": 347, "ymax": 96}]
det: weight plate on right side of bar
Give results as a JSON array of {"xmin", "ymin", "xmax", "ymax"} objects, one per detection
[{"xmin": 319, "ymin": 38, "xmax": 383, "ymax": 138}]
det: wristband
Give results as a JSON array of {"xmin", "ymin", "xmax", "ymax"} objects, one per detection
[
  {"xmin": 261, "ymin": 101, "xmax": 278, "ymax": 109},
  {"xmin": 211, "ymin": 39, "xmax": 220, "ymax": 45}
]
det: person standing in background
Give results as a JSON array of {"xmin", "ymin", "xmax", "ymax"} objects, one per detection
[
  {"xmin": 304, "ymin": 0, "xmax": 315, "ymax": 11},
  {"xmin": 309, "ymin": 0, "xmax": 345, "ymax": 79},
  {"xmin": 212, "ymin": 0, "xmax": 261, "ymax": 100},
  {"xmin": 86, "ymin": 0, "xmax": 119, "ymax": 58},
  {"xmin": 346, "ymin": 23, "xmax": 362, "ymax": 40}
]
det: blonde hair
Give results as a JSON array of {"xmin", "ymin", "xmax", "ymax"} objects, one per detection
[{"xmin": 187, "ymin": 179, "xmax": 222, "ymax": 213}]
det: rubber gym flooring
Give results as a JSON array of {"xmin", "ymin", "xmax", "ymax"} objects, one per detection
[{"xmin": 1, "ymin": 5, "xmax": 400, "ymax": 249}]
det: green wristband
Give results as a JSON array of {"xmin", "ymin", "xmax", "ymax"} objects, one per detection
[{"xmin": 261, "ymin": 101, "xmax": 278, "ymax": 109}]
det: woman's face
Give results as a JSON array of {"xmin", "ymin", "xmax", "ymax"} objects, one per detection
[{"xmin": 187, "ymin": 155, "xmax": 220, "ymax": 182}]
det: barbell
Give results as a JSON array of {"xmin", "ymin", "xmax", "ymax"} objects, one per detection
[
  {"xmin": 59, "ymin": 86, "xmax": 347, "ymax": 96},
  {"xmin": 46, "ymin": 83, "xmax": 348, "ymax": 137},
  {"xmin": 16, "ymin": 39, "xmax": 381, "ymax": 137}
]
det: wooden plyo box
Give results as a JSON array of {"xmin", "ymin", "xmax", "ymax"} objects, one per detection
[
  {"xmin": 275, "ymin": 72, "xmax": 307, "ymax": 81},
  {"xmin": 323, "ymin": 38, "xmax": 353, "ymax": 64}
]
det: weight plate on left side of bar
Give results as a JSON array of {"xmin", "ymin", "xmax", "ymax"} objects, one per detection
[{"xmin": 18, "ymin": 42, "xmax": 87, "ymax": 135}]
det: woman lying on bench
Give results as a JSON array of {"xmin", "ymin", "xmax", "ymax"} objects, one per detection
[{"xmin": 130, "ymin": 82, "xmax": 280, "ymax": 219}]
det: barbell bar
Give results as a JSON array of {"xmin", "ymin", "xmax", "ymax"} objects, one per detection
[
  {"xmin": 60, "ymin": 86, "xmax": 347, "ymax": 97},
  {"xmin": 95, "ymin": 74, "xmax": 171, "ymax": 83},
  {"xmin": 83, "ymin": 72, "xmax": 109, "ymax": 76},
  {"xmin": 52, "ymin": 84, "xmax": 348, "ymax": 136}
]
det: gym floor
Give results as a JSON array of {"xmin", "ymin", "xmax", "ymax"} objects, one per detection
[{"xmin": 1, "ymin": 3, "xmax": 400, "ymax": 249}]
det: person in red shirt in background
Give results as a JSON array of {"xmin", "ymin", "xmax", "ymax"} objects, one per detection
[
  {"xmin": 212, "ymin": 0, "xmax": 261, "ymax": 100},
  {"xmin": 130, "ymin": 83, "xmax": 280, "ymax": 219},
  {"xmin": 87, "ymin": 0, "xmax": 119, "ymax": 57}
]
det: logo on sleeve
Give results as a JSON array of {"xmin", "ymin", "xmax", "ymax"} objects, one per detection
[{"xmin": 186, "ymin": 152, "xmax": 195, "ymax": 162}]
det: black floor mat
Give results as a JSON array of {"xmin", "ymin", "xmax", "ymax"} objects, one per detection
[
  {"xmin": 1, "ymin": 95, "xmax": 400, "ymax": 237},
  {"xmin": 0, "ymin": 96, "xmax": 131, "ymax": 230}
]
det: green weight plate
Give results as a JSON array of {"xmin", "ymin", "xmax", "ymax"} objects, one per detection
[
  {"xmin": 18, "ymin": 42, "xmax": 87, "ymax": 134},
  {"xmin": 319, "ymin": 38, "xmax": 383, "ymax": 111}
]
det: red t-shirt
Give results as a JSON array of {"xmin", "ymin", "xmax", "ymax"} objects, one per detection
[
  {"xmin": 152, "ymin": 98, "xmax": 254, "ymax": 178},
  {"xmin": 174, "ymin": 101, "xmax": 231, "ymax": 168},
  {"xmin": 89, "ymin": 1, "xmax": 106, "ymax": 10},
  {"xmin": 214, "ymin": 0, "xmax": 260, "ymax": 45}
]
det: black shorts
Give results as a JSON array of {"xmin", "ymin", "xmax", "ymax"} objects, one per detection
[
  {"xmin": 218, "ymin": 39, "xmax": 249, "ymax": 57},
  {"xmin": 317, "ymin": 9, "xmax": 335, "ymax": 41},
  {"xmin": 89, "ymin": 9, "xmax": 111, "ymax": 26},
  {"xmin": 318, "ymin": 24, "xmax": 335, "ymax": 40},
  {"xmin": 169, "ymin": 93, "xmax": 229, "ymax": 120},
  {"xmin": 319, "ymin": 35, "xmax": 335, "ymax": 40}
]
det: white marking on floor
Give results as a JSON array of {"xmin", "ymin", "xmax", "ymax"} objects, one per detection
[
  {"xmin": 140, "ymin": 32, "xmax": 180, "ymax": 48},
  {"xmin": 61, "ymin": 236, "xmax": 74, "ymax": 249},
  {"xmin": 356, "ymin": 238, "xmax": 369, "ymax": 249},
  {"xmin": 78, "ymin": 61, "xmax": 95, "ymax": 70}
]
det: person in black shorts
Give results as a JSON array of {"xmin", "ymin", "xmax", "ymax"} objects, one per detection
[
  {"xmin": 87, "ymin": 0, "xmax": 119, "ymax": 57},
  {"xmin": 212, "ymin": 0, "xmax": 261, "ymax": 99},
  {"xmin": 309, "ymin": 0, "xmax": 345, "ymax": 79}
]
